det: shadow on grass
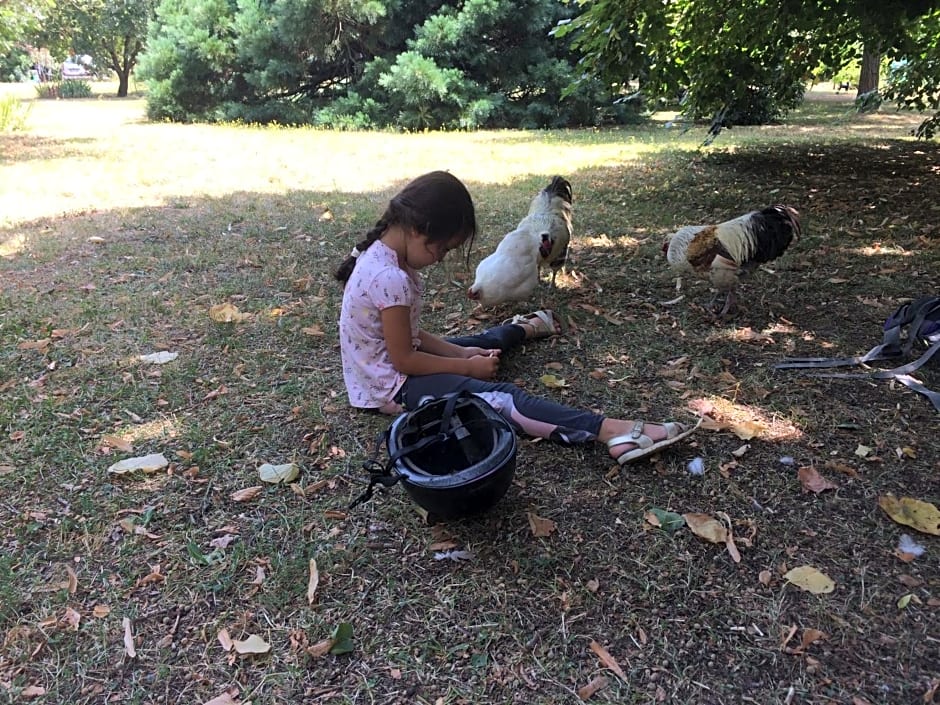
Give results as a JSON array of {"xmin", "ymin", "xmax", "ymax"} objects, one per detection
[
  {"xmin": 0, "ymin": 134, "xmax": 98, "ymax": 163},
  {"xmin": 0, "ymin": 136, "xmax": 937, "ymax": 705}
]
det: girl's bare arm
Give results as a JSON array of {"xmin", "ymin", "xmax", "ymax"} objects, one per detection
[{"xmin": 382, "ymin": 307, "xmax": 497, "ymax": 379}]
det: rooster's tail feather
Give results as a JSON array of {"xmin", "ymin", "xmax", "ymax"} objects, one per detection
[{"xmin": 746, "ymin": 205, "xmax": 801, "ymax": 263}]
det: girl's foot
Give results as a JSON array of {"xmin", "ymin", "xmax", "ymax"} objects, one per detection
[
  {"xmin": 602, "ymin": 418, "xmax": 702, "ymax": 465},
  {"xmin": 502, "ymin": 309, "xmax": 563, "ymax": 339}
]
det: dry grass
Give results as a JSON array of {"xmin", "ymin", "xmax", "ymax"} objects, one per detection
[{"xmin": 0, "ymin": 86, "xmax": 938, "ymax": 705}]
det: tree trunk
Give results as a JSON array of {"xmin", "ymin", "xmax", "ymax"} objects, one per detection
[
  {"xmin": 117, "ymin": 70, "xmax": 129, "ymax": 97},
  {"xmin": 857, "ymin": 43, "xmax": 881, "ymax": 95}
]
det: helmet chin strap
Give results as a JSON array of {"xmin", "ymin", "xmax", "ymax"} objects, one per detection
[
  {"xmin": 348, "ymin": 429, "xmax": 448, "ymax": 509},
  {"xmin": 347, "ymin": 392, "xmax": 478, "ymax": 510}
]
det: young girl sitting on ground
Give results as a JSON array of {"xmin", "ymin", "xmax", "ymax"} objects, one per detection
[{"xmin": 334, "ymin": 171, "xmax": 699, "ymax": 465}]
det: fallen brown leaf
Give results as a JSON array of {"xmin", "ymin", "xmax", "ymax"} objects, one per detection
[
  {"xmin": 230, "ymin": 486, "xmax": 263, "ymax": 503},
  {"xmin": 101, "ymin": 434, "xmax": 134, "ymax": 453},
  {"xmin": 717, "ymin": 512, "xmax": 741, "ymax": 563},
  {"xmin": 63, "ymin": 607, "xmax": 80, "ymax": 631},
  {"xmin": 797, "ymin": 466, "xmax": 838, "ymax": 493},
  {"xmin": 527, "ymin": 511, "xmax": 557, "ymax": 538},
  {"xmin": 784, "ymin": 565, "xmax": 836, "ymax": 594},
  {"xmin": 824, "ymin": 460, "xmax": 859, "ymax": 478},
  {"xmin": 588, "ymin": 640, "xmax": 627, "ymax": 682},
  {"xmin": 218, "ymin": 628, "xmax": 234, "ymax": 652},
  {"xmin": 209, "ymin": 302, "xmax": 251, "ymax": 323},
  {"xmin": 785, "ymin": 628, "xmax": 827, "ymax": 654},
  {"xmin": 306, "ymin": 637, "xmax": 334, "ymax": 657},
  {"xmin": 232, "ymin": 634, "xmax": 271, "ymax": 654},
  {"xmin": 17, "ymin": 338, "xmax": 51, "ymax": 351},
  {"xmin": 577, "ymin": 675, "xmax": 609, "ymax": 700},
  {"xmin": 683, "ymin": 513, "xmax": 727, "ymax": 544},
  {"xmin": 730, "ymin": 419, "xmax": 768, "ymax": 440},
  {"xmin": 779, "ymin": 624, "xmax": 798, "ymax": 651},
  {"xmin": 65, "ymin": 565, "xmax": 78, "ymax": 594},
  {"xmin": 878, "ymin": 494, "xmax": 940, "ymax": 535},
  {"xmin": 203, "ymin": 689, "xmax": 241, "ymax": 705},
  {"xmin": 307, "ymin": 558, "xmax": 319, "ymax": 605}
]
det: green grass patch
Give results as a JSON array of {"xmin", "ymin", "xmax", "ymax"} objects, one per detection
[{"xmin": 0, "ymin": 89, "xmax": 937, "ymax": 704}]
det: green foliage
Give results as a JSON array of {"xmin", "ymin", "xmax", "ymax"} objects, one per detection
[
  {"xmin": 855, "ymin": 90, "xmax": 883, "ymax": 113},
  {"xmin": 312, "ymin": 92, "xmax": 383, "ymax": 130},
  {"xmin": 0, "ymin": 46, "xmax": 32, "ymax": 82},
  {"xmin": 0, "ymin": 94, "xmax": 31, "ymax": 131},
  {"xmin": 376, "ymin": 51, "xmax": 471, "ymax": 130},
  {"xmin": 59, "ymin": 80, "xmax": 93, "ymax": 98},
  {"xmin": 140, "ymin": 0, "xmax": 617, "ymax": 129},
  {"xmin": 882, "ymin": 9, "xmax": 940, "ymax": 139},
  {"xmin": 35, "ymin": 80, "xmax": 93, "ymax": 99},
  {"xmin": 0, "ymin": 0, "xmax": 52, "ymax": 56},
  {"xmin": 556, "ymin": 0, "xmax": 939, "ymax": 135},
  {"xmin": 35, "ymin": 82, "xmax": 57, "ymax": 99},
  {"xmin": 138, "ymin": 0, "xmax": 239, "ymax": 121},
  {"xmin": 36, "ymin": 0, "xmax": 156, "ymax": 97}
]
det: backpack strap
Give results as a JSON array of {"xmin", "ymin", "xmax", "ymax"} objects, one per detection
[
  {"xmin": 773, "ymin": 339, "xmax": 900, "ymax": 369},
  {"xmin": 806, "ymin": 336, "xmax": 940, "ymax": 412},
  {"xmin": 901, "ymin": 296, "xmax": 940, "ymax": 356},
  {"xmin": 774, "ymin": 297, "xmax": 938, "ymax": 370},
  {"xmin": 892, "ymin": 373, "xmax": 940, "ymax": 413},
  {"xmin": 775, "ymin": 296, "xmax": 940, "ymax": 413}
]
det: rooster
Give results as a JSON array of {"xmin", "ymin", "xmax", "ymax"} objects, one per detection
[
  {"xmin": 663, "ymin": 205, "xmax": 801, "ymax": 316},
  {"xmin": 467, "ymin": 176, "xmax": 573, "ymax": 307}
]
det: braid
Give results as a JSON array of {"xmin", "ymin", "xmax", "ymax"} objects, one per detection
[{"xmin": 334, "ymin": 218, "xmax": 388, "ymax": 284}]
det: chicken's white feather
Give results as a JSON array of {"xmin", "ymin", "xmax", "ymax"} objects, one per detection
[
  {"xmin": 468, "ymin": 177, "xmax": 573, "ymax": 307},
  {"xmin": 713, "ymin": 212, "xmax": 760, "ymax": 264}
]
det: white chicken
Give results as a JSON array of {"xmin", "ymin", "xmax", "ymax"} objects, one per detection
[
  {"xmin": 467, "ymin": 176, "xmax": 573, "ymax": 307},
  {"xmin": 663, "ymin": 205, "xmax": 802, "ymax": 316}
]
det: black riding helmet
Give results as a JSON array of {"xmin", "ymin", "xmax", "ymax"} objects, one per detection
[{"xmin": 350, "ymin": 392, "xmax": 517, "ymax": 519}]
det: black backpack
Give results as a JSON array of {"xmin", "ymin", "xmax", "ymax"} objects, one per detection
[{"xmin": 775, "ymin": 296, "xmax": 940, "ymax": 412}]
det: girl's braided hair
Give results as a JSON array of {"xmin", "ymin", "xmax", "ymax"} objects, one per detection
[{"xmin": 334, "ymin": 171, "xmax": 477, "ymax": 284}]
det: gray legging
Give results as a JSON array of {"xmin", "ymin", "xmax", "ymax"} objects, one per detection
[{"xmin": 396, "ymin": 324, "xmax": 604, "ymax": 444}]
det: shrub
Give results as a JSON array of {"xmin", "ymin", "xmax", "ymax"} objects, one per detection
[
  {"xmin": 59, "ymin": 80, "xmax": 93, "ymax": 98},
  {"xmin": 0, "ymin": 94, "xmax": 31, "ymax": 131},
  {"xmin": 35, "ymin": 82, "xmax": 60, "ymax": 99},
  {"xmin": 0, "ymin": 47, "xmax": 32, "ymax": 82},
  {"xmin": 855, "ymin": 90, "xmax": 883, "ymax": 113},
  {"xmin": 34, "ymin": 80, "xmax": 93, "ymax": 99}
]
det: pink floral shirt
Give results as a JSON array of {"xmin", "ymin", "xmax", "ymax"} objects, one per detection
[{"xmin": 339, "ymin": 240, "xmax": 423, "ymax": 408}]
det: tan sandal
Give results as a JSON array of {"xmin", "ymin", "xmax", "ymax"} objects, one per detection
[
  {"xmin": 607, "ymin": 417, "xmax": 702, "ymax": 465},
  {"xmin": 501, "ymin": 309, "xmax": 565, "ymax": 339}
]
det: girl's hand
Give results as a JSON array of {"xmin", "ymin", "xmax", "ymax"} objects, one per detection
[
  {"xmin": 466, "ymin": 354, "xmax": 500, "ymax": 380},
  {"xmin": 461, "ymin": 346, "xmax": 500, "ymax": 359}
]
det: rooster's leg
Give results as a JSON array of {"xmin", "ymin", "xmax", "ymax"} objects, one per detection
[
  {"xmin": 718, "ymin": 290, "xmax": 737, "ymax": 318},
  {"xmin": 707, "ymin": 290, "xmax": 720, "ymax": 311}
]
